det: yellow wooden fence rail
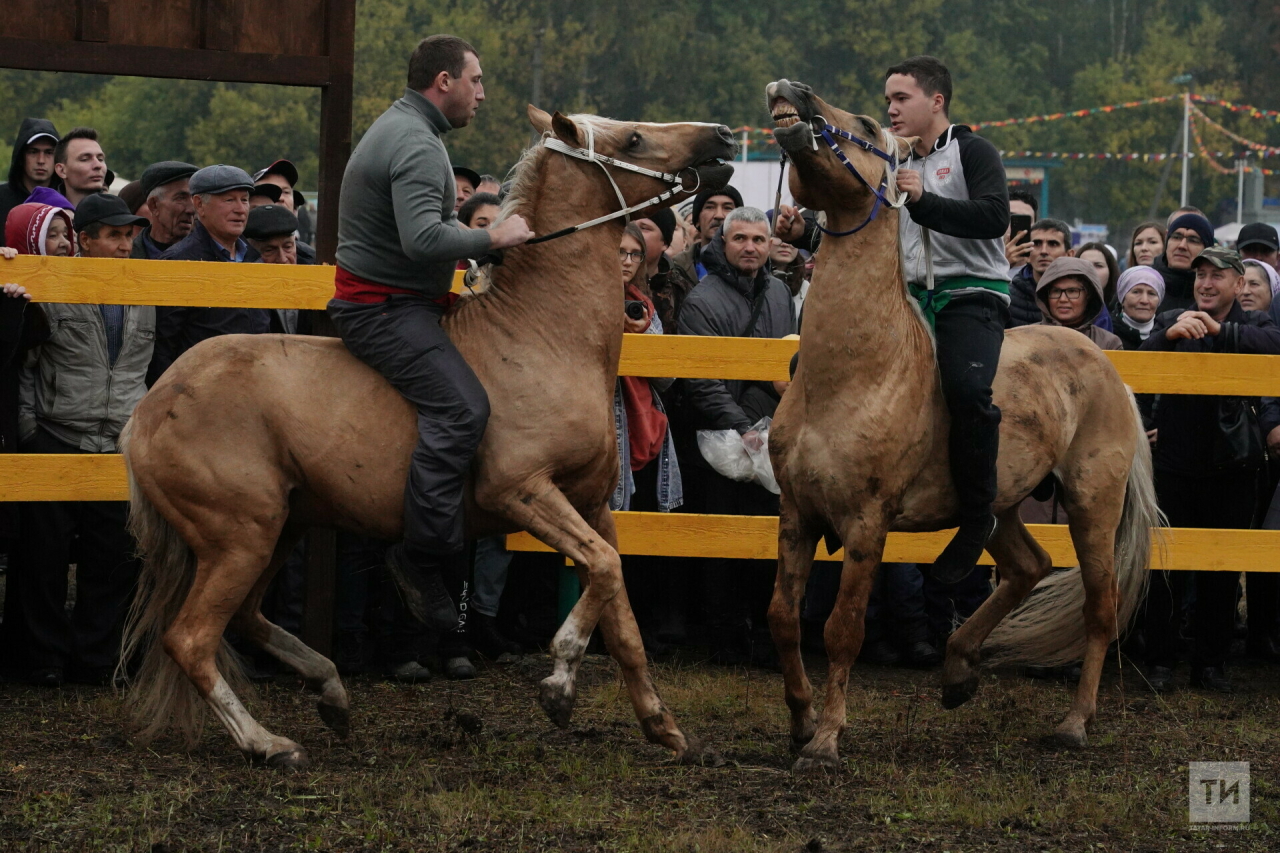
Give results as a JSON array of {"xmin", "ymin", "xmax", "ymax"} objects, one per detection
[{"xmin": 2, "ymin": 256, "xmax": 1278, "ymax": 570}]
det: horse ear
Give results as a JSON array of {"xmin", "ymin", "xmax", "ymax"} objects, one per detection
[
  {"xmin": 550, "ymin": 111, "xmax": 584, "ymax": 148},
  {"xmin": 894, "ymin": 136, "xmax": 920, "ymax": 159},
  {"xmin": 527, "ymin": 105, "xmax": 552, "ymax": 134}
]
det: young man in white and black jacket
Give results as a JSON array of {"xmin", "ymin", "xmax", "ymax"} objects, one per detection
[{"xmin": 886, "ymin": 56, "xmax": 1011, "ymax": 584}]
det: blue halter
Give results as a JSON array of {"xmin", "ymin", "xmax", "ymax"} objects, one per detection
[{"xmin": 810, "ymin": 117, "xmax": 902, "ymax": 237}]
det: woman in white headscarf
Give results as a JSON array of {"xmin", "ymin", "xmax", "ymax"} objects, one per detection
[
  {"xmin": 1240, "ymin": 258, "xmax": 1280, "ymax": 314},
  {"xmin": 1109, "ymin": 265, "xmax": 1166, "ymax": 350}
]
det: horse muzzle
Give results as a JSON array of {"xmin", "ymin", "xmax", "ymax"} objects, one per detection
[{"xmin": 767, "ymin": 80, "xmax": 818, "ymax": 153}]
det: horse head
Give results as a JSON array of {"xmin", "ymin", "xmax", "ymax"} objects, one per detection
[
  {"xmin": 524, "ymin": 107, "xmax": 737, "ymax": 222},
  {"xmin": 766, "ymin": 80, "xmax": 916, "ymax": 223}
]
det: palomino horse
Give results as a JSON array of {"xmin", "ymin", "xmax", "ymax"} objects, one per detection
[
  {"xmin": 763, "ymin": 81, "xmax": 1161, "ymax": 771},
  {"xmin": 119, "ymin": 108, "xmax": 737, "ymax": 767}
]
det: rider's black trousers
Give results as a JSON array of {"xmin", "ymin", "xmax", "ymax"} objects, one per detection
[
  {"xmin": 329, "ymin": 295, "xmax": 490, "ymax": 560},
  {"xmin": 933, "ymin": 292, "xmax": 1008, "ymax": 524}
]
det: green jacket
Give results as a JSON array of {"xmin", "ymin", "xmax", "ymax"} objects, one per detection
[{"xmin": 336, "ymin": 88, "xmax": 491, "ymax": 296}]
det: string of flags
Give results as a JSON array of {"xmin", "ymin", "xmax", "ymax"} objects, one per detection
[
  {"xmin": 1191, "ymin": 105, "xmax": 1280, "ymax": 155},
  {"xmin": 725, "ymin": 93, "xmax": 1280, "ymax": 167},
  {"xmin": 972, "ymin": 95, "xmax": 1181, "ymax": 129},
  {"xmin": 1191, "ymin": 111, "xmax": 1278, "ymax": 176}
]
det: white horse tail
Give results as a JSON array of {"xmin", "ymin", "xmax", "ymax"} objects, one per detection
[
  {"xmin": 117, "ymin": 426, "xmax": 250, "ymax": 747},
  {"xmin": 984, "ymin": 390, "xmax": 1163, "ymax": 666}
]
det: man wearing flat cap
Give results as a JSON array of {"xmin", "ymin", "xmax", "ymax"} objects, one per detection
[
  {"xmin": 1138, "ymin": 244, "xmax": 1280, "ymax": 695},
  {"xmin": 130, "ymin": 160, "xmax": 198, "ymax": 260},
  {"xmin": 148, "ymin": 164, "xmax": 270, "ymax": 385},
  {"xmin": 13, "ymin": 193, "xmax": 153, "ymax": 687},
  {"xmin": 244, "ymin": 203, "xmax": 310, "ymax": 338}
]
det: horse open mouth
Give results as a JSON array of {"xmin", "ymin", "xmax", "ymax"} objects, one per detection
[{"xmin": 771, "ymin": 98, "xmax": 802, "ymax": 128}]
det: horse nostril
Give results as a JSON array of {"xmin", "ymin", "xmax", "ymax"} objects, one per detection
[{"xmin": 716, "ymin": 125, "xmax": 735, "ymax": 145}]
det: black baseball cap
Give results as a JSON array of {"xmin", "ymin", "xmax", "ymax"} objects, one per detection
[
  {"xmin": 253, "ymin": 159, "xmax": 299, "ymax": 187},
  {"xmin": 1237, "ymin": 222, "xmax": 1279, "ymax": 252},
  {"xmin": 250, "ymin": 183, "xmax": 282, "ymax": 203},
  {"xmin": 72, "ymin": 193, "xmax": 148, "ymax": 233},
  {"xmin": 244, "ymin": 204, "xmax": 298, "ymax": 240},
  {"xmin": 453, "ymin": 165, "xmax": 481, "ymax": 190}
]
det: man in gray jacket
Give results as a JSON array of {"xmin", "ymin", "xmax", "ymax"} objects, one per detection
[
  {"xmin": 15, "ymin": 192, "xmax": 153, "ymax": 686},
  {"xmin": 329, "ymin": 35, "xmax": 531, "ymax": 630},
  {"xmin": 678, "ymin": 206, "xmax": 796, "ymax": 666}
]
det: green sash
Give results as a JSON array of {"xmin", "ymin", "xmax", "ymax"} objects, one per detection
[{"xmin": 908, "ymin": 277, "xmax": 1010, "ymax": 329}]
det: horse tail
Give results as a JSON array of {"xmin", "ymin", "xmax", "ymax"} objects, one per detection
[
  {"xmin": 984, "ymin": 390, "xmax": 1163, "ymax": 666},
  {"xmin": 117, "ymin": 428, "xmax": 250, "ymax": 747}
]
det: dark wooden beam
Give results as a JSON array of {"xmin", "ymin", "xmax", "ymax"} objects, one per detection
[
  {"xmin": 75, "ymin": 0, "xmax": 109, "ymax": 43},
  {"xmin": 315, "ymin": 0, "xmax": 356, "ymax": 264},
  {"xmin": 200, "ymin": 0, "xmax": 236, "ymax": 52},
  {"xmin": 0, "ymin": 37, "xmax": 332, "ymax": 87}
]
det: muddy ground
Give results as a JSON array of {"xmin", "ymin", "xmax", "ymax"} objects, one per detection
[{"xmin": 0, "ymin": 652, "xmax": 1276, "ymax": 852}]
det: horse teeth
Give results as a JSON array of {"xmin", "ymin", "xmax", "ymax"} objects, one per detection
[{"xmin": 774, "ymin": 116, "xmax": 800, "ymax": 127}]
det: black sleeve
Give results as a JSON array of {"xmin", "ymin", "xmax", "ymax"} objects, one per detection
[
  {"xmin": 786, "ymin": 210, "xmax": 822, "ymax": 254},
  {"xmin": 676, "ymin": 298, "xmax": 753, "ymax": 433},
  {"xmin": 1259, "ymin": 397, "xmax": 1280, "ymax": 438},
  {"xmin": 905, "ymin": 133, "xmax": 1010, "ymax": 240},
  {"xmin": 1216, "ymin": 314, "xmax": 1280, "ymax": 355}
]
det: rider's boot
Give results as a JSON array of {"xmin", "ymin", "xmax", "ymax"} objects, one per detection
[{"xmin": 384, "ymin": 544, "xmax": 458, "ymax": 633}]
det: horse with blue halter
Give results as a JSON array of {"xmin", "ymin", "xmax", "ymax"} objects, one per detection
[{"xmin": 763, "ymin": 80, "xmax": 1161, "ymax": 772}]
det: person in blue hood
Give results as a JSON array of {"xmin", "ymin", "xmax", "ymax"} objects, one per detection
[{"xmin": 0, "ymin": 119, "xmax": 60, "ymax": 244}]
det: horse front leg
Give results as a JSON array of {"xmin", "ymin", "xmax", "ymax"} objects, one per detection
[
  {"xmin": 497, "ymin": 483, "xmax": 625, "ymax": 729},
  {"xmin": 581, "ymin": 506, "xmax": 713, "ymax": 764},
  {"xmin": 767, "ymin": 494, "xmax": 821, "ymax": 751},
  {"xmin": 793, "ymin": 517, "xmax": 885, "ymax": 773}
]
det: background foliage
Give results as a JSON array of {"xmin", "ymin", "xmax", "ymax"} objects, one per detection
[{"xmin": 1, "ymin": 0, "xmax": 1277, "ymax": 237}]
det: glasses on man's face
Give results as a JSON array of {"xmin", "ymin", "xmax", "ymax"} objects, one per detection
[
  {"xmin": 1048, "ymin": 286, "xmax": 1087, "ymax": 302},
  {"xmin": 618, "ymin": 250, "xmax": 643, "ymax": 262},
  {"xmin": 1168, "ymin": 231, "xmax": 1204, "ymax": 247}
]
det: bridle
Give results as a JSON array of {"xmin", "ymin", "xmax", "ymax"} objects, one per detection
[
  {"xmin": 803, "ymin": 115, "xmax": 906, "ymax": 237},
  {"xmin": 525, "ymin": 122, "xmax": 704, "ymax": 246}
]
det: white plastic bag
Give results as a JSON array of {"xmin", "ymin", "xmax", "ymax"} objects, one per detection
[{"xmin": 697, "ymin": 416, "xmax": 779, "ymax": 494}]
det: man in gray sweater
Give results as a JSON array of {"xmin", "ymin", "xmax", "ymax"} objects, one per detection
[{"xmin": 329, "ymin": 35, "xmax": 532, "ymax": 630}]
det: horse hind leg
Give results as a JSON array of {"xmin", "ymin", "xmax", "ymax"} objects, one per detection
[
  {"xmin": 941, "ymin": 509, "xmax": 1052, "ymax": 709},
  {"xmin": 165, "ymin": 544, "xmax": 308, "ymax": 769},
  {"xmin": 232, "ymin": 529, "xmax": 350, "ymax": 738},
  {"xmin": 767, "ymin": 500, "xmax": 821, "ymax": 751},
  {"xmin": 1052, "ymin": 492, "xmax": 1124, "ymax": 749}
]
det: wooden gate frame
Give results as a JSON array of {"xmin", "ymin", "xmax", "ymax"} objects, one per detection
[{"xmin": 0, "ymin": 1, "xmax": 356, "ymax": 652}]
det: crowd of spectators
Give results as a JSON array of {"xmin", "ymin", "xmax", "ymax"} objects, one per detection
[{"xmin": 1, "ymin": 114, "xmax": 1279, "ymax": 697}]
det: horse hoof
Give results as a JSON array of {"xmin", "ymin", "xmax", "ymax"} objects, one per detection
[
  {"xmin": 676, "ymin": 739, "xmax": 725, "ymax": 767},
  {"xmin": 537, "ymin": 676, "xmax": 576, "ymax": 729},
  {"xmin": 941, "ymin": 677, "xmax": 980, "ymax": 710},
  {"xmin": 1052, "ymin": 725, "xmax": 1088, "ymax": 750},
  {"xmin": 318, "ymin": 700, "xmax": 350, "ymax": 738},
  {"xmin": 265, "ymin": 747, "xmax": 309, "ymax": 771},
  {"xmin": 792, "ymin": 753, "xmax": 840, "ymax": 774}
]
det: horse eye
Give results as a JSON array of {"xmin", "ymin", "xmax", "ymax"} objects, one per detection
[{"xmin": 628, "ymin": 132, "xmax": 642, "ymax": 149}]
